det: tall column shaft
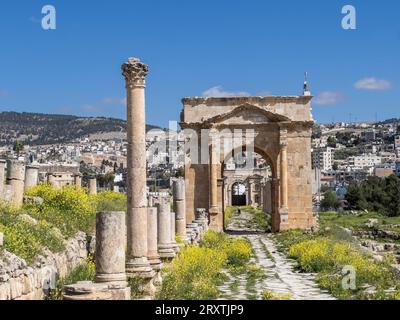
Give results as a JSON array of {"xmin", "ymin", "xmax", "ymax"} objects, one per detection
[
  {"xmin": 147, "ymin": 207, "xmax": 162, "ymax": 269},
  {"xmin": 209, "ymin": 145, "xmax": 218, "ymax": 215},
  {"xmin": 173, "ymin": 178, "xmax": 186, "ymax": 237},
  {"xmin": 0, "ymin": 160, "xmax": 6, "ymax": 198},
  {"xmin": 156, "ymin": 197, "xmax": 175, "ymax": 259},
  {"xmin": 89, "ymin": 177, "xmax": 97, "ymax": 195},
  {"xmin": 280, "ymin": 145, "xmax": 288, "ymax": 209},
  {"xmin": 95, "ymin": 211, "xmax": 127, "ymax": 283},
  {"xmin": 25, "ymin": 165, "xmax": 39, "ymax": 191},
  {"xmin": 6, "ymin": 160, "xmax": 25, "ymax": 207},
  {"xmin": 122, "ymin": 57, "xmax": 152, "ymax": 274}
]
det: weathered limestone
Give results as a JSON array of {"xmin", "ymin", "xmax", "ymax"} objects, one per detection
[
  {"xmin": 89, "ymin": 177, "xmax": 97, "ymax": 195},
  {"xmin": 147, "ymin": 207, "xmax": 162, "ymax": 284},
  {"xmin": 156, "ymin": 197, "xmax": 176, "ymax": 259},
  {"xmin": 194, "ymin": 208, "xmax": 209, "ymax": 232},
  {"xmin": 279, "ymin": 132, "xmax": 289, "ymax": 229},
  {"xmin": 24, "ymin": 165, "xmax": 39, "ymax": 191},
  {"xmin": 6, "ymin": 160, "xmax": 25, "ymax": 207},
  {"xmin": 1, "ymin": 231, "xmax": 88, "ymax": 300},
  {"xmin": 172, "ymin": 178, "xmax": 186, "ymax": 237},
  {"xmin": 0, "ymin": 159, "xmax": 5, "ymax": 197},
  {"xmin": 122, "ymin": 57, "xmax": 152, "ymax": 276},
  {"xmin": 170, "ymin": 211, "xmax": 179, "ymax": 253},
  {"xmin": 181, "ymin": 96, "xmax": 316, "ymax": 232},
  {"xmin": 74, "ymin": 174, "xmax": 82, "ymax": 188},
  {"xmin": 63, "ymin": 212, "xmax": 130, "ymax": 300},
  {"xmin": 94, "ymin": 212, "xmax": 127, "ymax": 283}
]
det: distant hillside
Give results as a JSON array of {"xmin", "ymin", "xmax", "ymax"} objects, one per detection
[{"xmin": 0, "ymin": 111, "xmax": 160, "ymax": 146}]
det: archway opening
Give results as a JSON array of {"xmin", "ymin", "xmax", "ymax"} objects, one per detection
[{"xmin": 232, "ymin": 182, "xmax": 246, "ymax": 206}]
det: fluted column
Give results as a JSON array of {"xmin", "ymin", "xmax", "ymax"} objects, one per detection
[{"xmin": 122, "ymin": 57, "xmax": 152, "ymax": 275}]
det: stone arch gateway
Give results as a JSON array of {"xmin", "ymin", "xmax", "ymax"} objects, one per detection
[{"xmin": 180, "ymin": 96, "xmax": 316, "ymax": 232}]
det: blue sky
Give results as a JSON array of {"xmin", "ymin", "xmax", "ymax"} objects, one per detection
[{"xmin": 0, "ymin": 0, "xmax": 399, "ymax": 127}]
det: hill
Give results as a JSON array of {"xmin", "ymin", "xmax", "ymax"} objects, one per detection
[{"xmin": 0, "ymin": 111, "xmax": 160, "ymax": 146}]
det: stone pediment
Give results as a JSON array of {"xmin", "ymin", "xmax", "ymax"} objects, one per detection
[{"xmin": 202, "ymin": 104, "xmax": 290, "ymax": 126}]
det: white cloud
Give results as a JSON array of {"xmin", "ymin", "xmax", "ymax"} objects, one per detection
[
  {"xmin": 256, "ymin": 90, "xmax": 273, "ymax": 96},
  {"xmin": 354, "ymin": 77, "xmax": 392, "ymax": 90},
  {"xmin": 81, "ymin": 104, "xmax": 103, "ymax": 113},
  {"xmin": 314, "ymin": 91, "xmax": 344, "ymax": 105},
  {"xmin": 202, "ymin": 86, "xmax": 250, "ymax": 98},
  {"xmin": 102, "ymin": 97, "xmax": 126, "ymax": 105}
]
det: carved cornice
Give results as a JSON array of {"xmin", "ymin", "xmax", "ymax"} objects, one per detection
[{"xmin": 121, "ymin": 57, "xmax": 148, "ymax": 88}]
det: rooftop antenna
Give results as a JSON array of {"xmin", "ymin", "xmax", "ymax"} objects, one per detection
[{"xmin": 303, "ymin": 72, "xmax": 311, "ymax": 96}]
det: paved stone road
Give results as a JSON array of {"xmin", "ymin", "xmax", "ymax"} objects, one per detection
[{"xmin": 219, "ymin": 208, "xmax": 335, "ymax": 300}]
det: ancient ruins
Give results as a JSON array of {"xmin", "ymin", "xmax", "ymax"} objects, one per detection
[
  {"xmin": 0, "ymin": 56, "xmax": 315, "ymax": 300},
  {"xmin": 181, "ymin": 96, "xmax": 316, "ymax": 232}
]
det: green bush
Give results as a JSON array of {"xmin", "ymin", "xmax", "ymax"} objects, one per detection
[
  {"xmin": 0, "ymin": 204, "xmax": 65, "ymax": 264},
  {"xmin": 159, "ymin": 231, "xmax": 253, "ymax": 300},
  {"xmin": 281, "ymin": 230, "xmax": 400, "ymax": 299},
  {"xmin": 24, "ymin": 184, "xmax": 96, "ymax": 237},
  {"xmin": 94, "ymin": 191, "xmax": 127, "ymax": 212},
  {"xmin": 158, "ymin": 246, "xmax": 227, "ymax": 300}
]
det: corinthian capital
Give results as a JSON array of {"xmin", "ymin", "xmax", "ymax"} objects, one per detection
[{"xmin": 121, "ymin": 57, "xmax": 149, "ymax": 88}]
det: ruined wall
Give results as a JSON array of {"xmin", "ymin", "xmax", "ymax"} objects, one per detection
[{"xmin": 0, "ymin": 232, "xmax": 89, "ymax": 300}]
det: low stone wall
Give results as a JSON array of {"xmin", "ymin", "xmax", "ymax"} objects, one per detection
[{"xmin": 0, "ymin": 232, "xmax": 89, "ymax": 300}]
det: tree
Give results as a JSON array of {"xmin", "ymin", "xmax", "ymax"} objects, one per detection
[
  {"xmin": 13, "ymin": 140, "xmax": 24, "ymax": 156},
  {"xmin": 321, "ymin": 190, "xmax": 340, "ymax": 211}
]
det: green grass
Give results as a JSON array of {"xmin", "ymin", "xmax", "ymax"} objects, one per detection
[
  {"xmin": 319, "ymin": 211, "xmax": 400, "ymax": 233},
  {"xmin": 276, "ymin": 229, "xmax": 400, "ymax": 300},
  {"xmin": 47, "ymin": 257, "xmax": 95, "ymax": 300}
]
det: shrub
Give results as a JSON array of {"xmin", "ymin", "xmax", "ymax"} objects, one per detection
[
  {"xmin": 94, "ymin": 191, "xmax": 127, "ymax": 212},
  {"xmin": 25, "ymin": 184, "xmax": 96, "ymax": 237},
  {"xmin": 158, "ymin": 246, "xmax": 227, "ymax": 300},
  {"xmin": 0, "ymin": 205, "xmax": 65, "ymax": 264},
  {"xmin": 262, "ymin": 290, "xmax": 292, "ymax": 300},
  {"xmin": 285, "ymin": 233, "xmax": 400, "ymax": 299}
]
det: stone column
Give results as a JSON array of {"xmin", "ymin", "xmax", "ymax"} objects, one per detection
[
  {"xmin": 0, "ymin": 159, "xmax": 6, "ymax": 198},
  {"xmin": 25, "ymin": 165, "xmax": 39, "ymax": 191},
  {"xmin": 147, "ymin": 207, "xmax": 162, "ymax": 273},
  {"xmin": 209, "ymin": 144, "xmax": 219, "ymax": 216},
  {"xmin": 95, "ymin": 211, "xmax": 127, "ymax": 283},
  {"xmin": 248, "ymin": 181, "xmax": 253, "ymax": 205},
  {"xmin": 47, "ymin": 173, "xmax": 55, "ymax": 187},
  {"xmin": 122, "ymin": 57, "xmax": 152, "ymax": 275},
  {"xmin": 6, "ymin": 160, "xmax": 25, "ymax": 207},
  {"xmin": 63, "ymin": 211, "xmax": 130, "ymax": 300},
  {"xmin": 172, "ymin": 178, "xmax": 186, "ymax": 237},
  {"xmin": 279, "ymin": 130, "xmax": 289, "ymax": 228},
  {"xmin": 74, "ymin": 174, "xmax": 82, "ymax": 188},
  {"xmin": 89, "ymin": 177, "xmax": 97, "ymax": 195},
  {"xmin": 170, "ymin": 211, "xmax": 179, "ymax": 252},
  {"xmin": 156, "ymin": 197, "xmax": 175, "ymax": 259}
]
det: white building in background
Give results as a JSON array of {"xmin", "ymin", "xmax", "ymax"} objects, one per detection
[
  {"xmin": 312, "ymin": 147, "xmax": 333, "ymax": 172},
  {"xmin": 349, "ymin": 154, "xmax": 382, "ymax": 169}
]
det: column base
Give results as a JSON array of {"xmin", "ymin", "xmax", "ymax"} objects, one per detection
[
  {"xmin": 63, "ymin": 281, "xmax": 130, "ymax": 300},
  {"xmin": 126, "ymin": 257, "xmax": 154, "ymax": 277},
  {"xmin": 158, "ymin": 244, "xmax": 176, "ymax": 259},
  {"xmin": 278, "ymin": 207, "xmax": 289, "ymax": 231},
  {"xmin": 95, "ymin": 273, "xmax": 127, "ymax": 283}
]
